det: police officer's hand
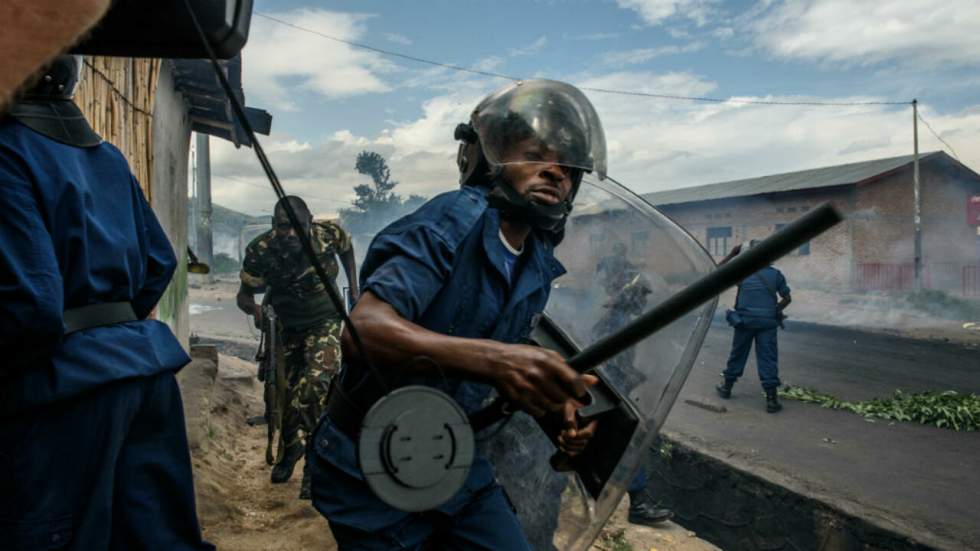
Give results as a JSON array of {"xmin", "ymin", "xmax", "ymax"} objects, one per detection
[
  {"xmin": 489, "ymin": 344, "xmax": 590, "ymax": 418},
  {"xmin": 253, "ymin": 305, "xmax": 264, "ymax": 329},
  {"xmin": 557, "ymin": 375, "xmax": 599, "ymax": 456}
]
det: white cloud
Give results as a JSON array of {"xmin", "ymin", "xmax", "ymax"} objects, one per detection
[
  {"xmin": 750, "ymin": 0, "xmax": 980, "ymax": 67},
  {"xmin": 508, "ymin": 36, "xmax": 549, "ymax": 57},
  {"xmin": 600, "ymin": 42, "xmax": 704, "ymax": 66},
  {"xmin": 212, "ymin": 70, "xmax": 980, "ymax": 223},
  {"xmin": 616, "ymin": 0, "xmax": 718, "ymax": 26},
  {"xmin": 573, "ymin": 32, "xmax": 621, "ymax": 41},
  {"xmin": 243, "ymin": 10, "xmax": 397, "ymax": 110},
  {"xmin": 384, "ymin": 32, "xmax": 413, "ymax": 46},
  {"xmin": 712, "ymin": 26, "xmax": 734, "ymax": 40}
]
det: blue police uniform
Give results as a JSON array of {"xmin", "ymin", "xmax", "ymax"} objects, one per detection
[
  {"xmin": 0, "ymin": 119, "xmax": 212, "ymax": 550},
  {"xmin": 722, "ymin": 266, "xmax": 790, "ymax": 389},
  {"xmin": 309, "ymin": 185, "xmax": 565, "ymax": 550}
]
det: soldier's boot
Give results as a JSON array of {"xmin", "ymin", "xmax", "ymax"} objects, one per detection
[
  {"xmin": 765, "ymin": 387, "xmax": 782, "ymax": 413},
  {"xmin": 299, "ymin": 461, "xmax": 311, "ymax": 500},
  {"xmin": 715, "ymin": 377, "xmax": 736, "ymax": 399},
  {"xmin": 271, "ymin": 441, "xmax": 304, "ymax": 484},
  {"xmin": 627, "ymin": 491, "xmax": 673, "ymax": 527}
]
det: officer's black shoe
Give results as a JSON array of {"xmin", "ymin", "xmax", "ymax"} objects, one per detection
[
  {"xmin": 627, "ymin": 501, "xmax": 673, "ymax": 527},
  {"xmin": 271, "ymin": 442, "xmax": 304, "ymax": 484},
  {"xmin": 765, "ymin": 388, "xmax": 782, "ymax": 413},
  {"xmin": 716, "ymin": 378, "xmax": 735, "ymax": 399}
]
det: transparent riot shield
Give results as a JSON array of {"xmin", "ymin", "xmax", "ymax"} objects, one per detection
[{"xmin": 484, "ymin": 174, "xmax": 717, "ymax": 551}]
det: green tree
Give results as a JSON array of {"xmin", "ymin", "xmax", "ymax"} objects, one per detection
[{"xmin": 341, "ymin": 151, "xmax": 426, "ymax": 238}]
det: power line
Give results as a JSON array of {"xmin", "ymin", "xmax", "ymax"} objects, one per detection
[
  {"xmin": 576, "ymin": 86, "xmax": 910, "ymax": 106},
  {"xmin": 255, "ymin": 12, "xmax": 911, "ymax": 107},
  {"xmin": 916, "ymin": 112, "xmax": 960, "ymax": 161},
  {"xmin": 255, "ymin": 12, "xmax": 520, "ymax": 82},
  {"xmin": 82, "ymin": 59, "xmax": 155, "ymax": 118}
]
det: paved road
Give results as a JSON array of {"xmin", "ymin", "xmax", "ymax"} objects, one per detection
[
  {"xmin": 190, "ymin": 292, "xmax": 980, "ymax": 548},
  {"xmin": 664, "ymin": 320, "xmax": 980, "ymax": 549}
]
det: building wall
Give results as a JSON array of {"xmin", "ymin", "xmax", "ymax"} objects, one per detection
[
  {"xmin": 851, "ymin": 156, "xmax": 980, "ymax": 292},
  {"xmin": 75, "ymin": 56, "xmax": 193, "ymax": 345},
  {"xmin": 74, "ymin": 57, "xmax": 159, "ymax": 198},
  {"xmin": 151, "ymin": 61, "xmax": 194, "ymax": 348},
  {"xmin": 647, "ymin": 154, "xmax": 980, "ymax": 295},
  {"xmin": 658, "ymin": 188, "xmax": 854, "ymax": 290}
]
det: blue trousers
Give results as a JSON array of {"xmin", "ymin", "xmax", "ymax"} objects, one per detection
[
  {"xmin": 723, "ymin": 325, "xmax": 780, "ymax": 389},
  {"xmin": 629, "ymin": 467, "xmax": 647, "ymax": 495},
  {"xmin": 0, "ymin": 372, "xmax": 213, "ymax": 551},
  {"xmin": 315, "ymin": 460, "xmax": 530, "ymax": 550}
]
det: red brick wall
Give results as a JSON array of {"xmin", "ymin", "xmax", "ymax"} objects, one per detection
[
  {"xmin": 851, "ymin": 156, "xmax": 980, "ymax": 291},
  {"xmin": 658, "ymin": 189, "xmax": 853, "ymax": 289}
]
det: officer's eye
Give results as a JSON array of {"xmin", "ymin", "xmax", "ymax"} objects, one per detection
[{"xmin": 523, "ymin": 150, "xmax": 545, "ymax": 162}]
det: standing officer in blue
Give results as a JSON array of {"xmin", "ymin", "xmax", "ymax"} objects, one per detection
[
  {"xmin": 716, "ymin": 241, "xmax": 793, "ymax": 412},
  {"xmin": 0, "ymin": 56, "xmax": 213, "ymax": 550},
  {"xmin": 309, "ymin": 79, "xmax": 606, "ymax": 549}
]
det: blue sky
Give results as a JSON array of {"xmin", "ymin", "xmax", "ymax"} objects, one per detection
[{"xmin": 209, "ymin": 0, "xmax": 980, "ymax": 216}]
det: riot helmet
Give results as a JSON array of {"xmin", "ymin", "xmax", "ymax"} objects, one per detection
[
  {"xmin": 8, "ymin": 55, "xmax": 101, "ymax": 147},
  {"xmin": 20, "ymin": 55, "xmax": 85, "ymax": 101},
  {"xmin": 455, "ymin": 79, "xmax": 606, "ymax": 234}
]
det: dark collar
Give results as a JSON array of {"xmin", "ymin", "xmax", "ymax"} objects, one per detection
[{"xmin": 7, "ymin": 100, "xmax": 102, "ymax": 148}]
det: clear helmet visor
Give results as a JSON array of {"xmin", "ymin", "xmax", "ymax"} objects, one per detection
[{"xmin": 472, "ymin": 79, "xmax": 607, "ymax": 180}]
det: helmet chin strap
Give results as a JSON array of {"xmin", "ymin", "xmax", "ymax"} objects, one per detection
[{"xmin": 486, "ymin": 176, "xmax": 573, "ymax": 233}]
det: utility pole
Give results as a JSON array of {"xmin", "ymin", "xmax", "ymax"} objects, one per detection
[
  {"xmin": 912, "ymin": 99, "xmax": 922, "ymax": 291},
  {"xmin": 195, "ymin": 132, "xmax": 213, "ymax": 281}
]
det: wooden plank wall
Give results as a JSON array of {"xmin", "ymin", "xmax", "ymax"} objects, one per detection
[{"xmin": 74, "ymin": 57, "xmax": 160, "ymax": 199}]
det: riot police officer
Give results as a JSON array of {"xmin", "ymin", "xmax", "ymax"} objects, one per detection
[
  {"xmin": 0, "ymin": 56, "xmax": 212, "ymax": 550},
  {"xmin": 716, "ymin": 241, "xmax": 793, "ymax": 412},
  {"xmin": 308, "ymin": 79, "xmax": 605, "ymax": 549}
]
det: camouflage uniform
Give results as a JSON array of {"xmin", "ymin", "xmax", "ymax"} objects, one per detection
[
  {"xmin": 240, "ymin": 220, "xmax": 351, "ymax": 453},
  {"xmin": 592, "ymin": 249, "xmax": 650, "ymax": 388},
  {"xmin": 280, "ymin": 320, "xmax": 341, "ymax": 449}
]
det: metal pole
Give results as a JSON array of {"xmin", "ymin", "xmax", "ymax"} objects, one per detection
[
  {"xmin": 913, "ymin": 99, "xmax": 922, "ymax": 291},
  {"xmin": 189, "ymin": 137, "xmax": 197, "ymax": 251},
  {"xmin": 195, "ymin": 132, "xmax": 213, "ymax": 281}
]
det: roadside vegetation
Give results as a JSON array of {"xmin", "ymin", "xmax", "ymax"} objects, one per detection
[{"xmin": 780, "ymin": 386, "xmax": 980, "ymax": 431}]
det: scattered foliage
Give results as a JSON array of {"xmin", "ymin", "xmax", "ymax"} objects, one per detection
[
  {"xmin": 780, "ymin": 386, "xmax": 980, "ymax": 431},
  {"xmin": 211, "ymin": 252, "xmax": 240, "ymax": 273},
  {"xmin": 903, "ymin": 289, "xmax": 980, "ymax": 321},
  {"xmin": 597, "ymin": 527, "xmax": 633, "ymax": 551}
]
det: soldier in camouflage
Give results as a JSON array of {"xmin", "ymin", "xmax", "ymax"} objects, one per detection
[{"xmin": 237, "ymin": 195, "xmax": 357, "ymax": 499}]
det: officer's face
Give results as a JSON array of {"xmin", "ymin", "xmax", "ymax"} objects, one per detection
[
  {"xmin": 500, "ymin": 139, "xmax": 574, "ymax": 206},
  {"xmin": 273, "ymin": 214, "xmax": 311, "ymax": 253}
]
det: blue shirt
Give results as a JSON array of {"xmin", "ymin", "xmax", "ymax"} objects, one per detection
[
  {"xmin": 316, "ymin": 185, "xmax": 565, "ymax": 529},
  {"xmin": 0, "ymin": 120, "xmax": 190, "ymax": 417},
  {"xmin": 735, "ymin": 266, "xmax": 790, "ymax": 319}
]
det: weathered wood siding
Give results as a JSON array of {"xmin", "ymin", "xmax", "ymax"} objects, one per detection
[{"xmin": 74, "ymin": 57, "xmax": 160, "ymax": 198}]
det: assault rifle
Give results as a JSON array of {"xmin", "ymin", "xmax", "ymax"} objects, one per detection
[{"xmin": 255, "ymin": 304, "xmax": 286, "ymax": 466}]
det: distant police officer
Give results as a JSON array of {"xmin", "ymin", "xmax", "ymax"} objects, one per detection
[
  {"xmin": 0, "ymin": 56, "xmax": 212, "ymax": 550},
  {"xmin": 309, "ymin": 79, "xmax": 604, "ymax": 549},
  {"xmin": 593, "ymin": 242, "xmax": 672, "ymax": 527},
  {"xmin": 237, "ymin": 196, "xmax": 357, "ymax": 499},
  {"xmin": 716, "ymin": 241, "xmax": 792, "ymax": 412}
]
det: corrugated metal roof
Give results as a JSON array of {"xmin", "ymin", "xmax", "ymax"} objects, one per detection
[{"xmin": 641, "ymin": 152, "xmax": 943, "ymax": 206}]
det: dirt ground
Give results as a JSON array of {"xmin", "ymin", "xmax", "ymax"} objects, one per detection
[
  {"xmin": 190, "ymin": 354, "xmax": 335, "ymax": 550},
  {"xmin": 186, "ymin": 351, "xmax": 716, "ymax": 551}
]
